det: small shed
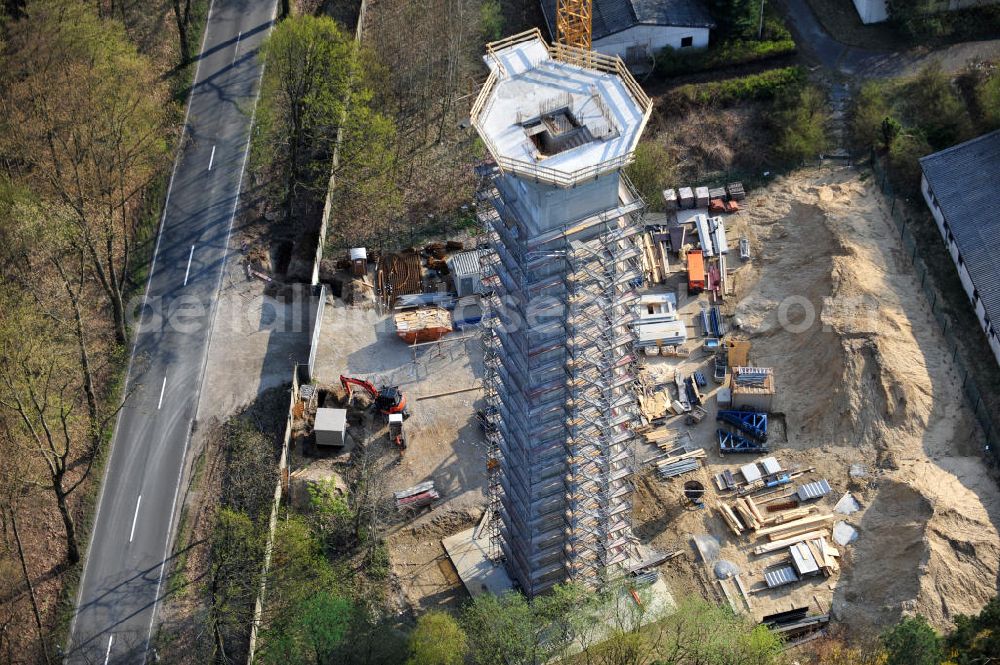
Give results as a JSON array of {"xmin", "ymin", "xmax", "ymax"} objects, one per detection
[
  {"xmin": 730, "ymin": 367, "xmax": 775, "ymax": 411},
  {"xmin": 350, "ymin": 248, "xmax": 367, "ymax": 277},
  {"xmin": 448, "ymin": 249, "xmax": 486, "ymax": 298},
  {"xmin": 314, "ymin": 408, "xmax": 347, "ymax": 447}
]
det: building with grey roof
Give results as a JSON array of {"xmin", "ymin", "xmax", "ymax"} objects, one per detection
[
  {"xmin": 540, "ymin": 0, "xmax": 715, "ymax": 64},
  {"xmin": 919, "ymin": 129, "xmax": 1000, "ymax": 367}
]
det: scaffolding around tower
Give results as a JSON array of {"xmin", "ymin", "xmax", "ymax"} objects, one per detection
[{"xmin": 471, "ymin": 31, "xmax": 651, "ymax": 597}]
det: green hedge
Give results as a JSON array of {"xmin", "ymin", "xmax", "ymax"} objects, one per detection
[
  {"xmin": 655, "ymin": 38, "xmax": 796, "ymax": 77},
  {"xmin": 668, "ymin": 66, "xmax": 806, "ymax": 111}
]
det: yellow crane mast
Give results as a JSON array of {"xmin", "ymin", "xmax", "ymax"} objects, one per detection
[{"xmin": 556, "ymin": 0, "xmax": 592, "ymax": 50}]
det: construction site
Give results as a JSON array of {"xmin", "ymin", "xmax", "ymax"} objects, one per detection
[{"xmin": 282, "ymin": 3, "xmax": 1000, "ymax": 649}]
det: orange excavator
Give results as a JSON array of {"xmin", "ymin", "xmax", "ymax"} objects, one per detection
[{"xmin": 339, "ymin": 375, "xmax": 409, "ymax": 418}]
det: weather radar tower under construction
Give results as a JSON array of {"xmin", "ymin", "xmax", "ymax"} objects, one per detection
[{"xmin": 472, "ymin": 28, "xmax": 652, "ymax": 596}]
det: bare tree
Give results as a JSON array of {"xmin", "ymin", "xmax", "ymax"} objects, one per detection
[
  {"xmin": 172, "ymin": 0, "xmax": 193, "ymax": 63},
  {"xmin": 0, "ymin": 291, "xmax": 127, "ymax": 565},
  {"xmin": 0, "ymin": 1, "xmax": 171, "ymax": 342}
]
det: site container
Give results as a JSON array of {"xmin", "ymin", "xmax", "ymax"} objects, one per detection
[{"xmin": 687, "ymin": 250, "xmax": 706, "ymax": 294}]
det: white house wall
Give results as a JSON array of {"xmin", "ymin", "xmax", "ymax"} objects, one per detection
[
  {"xmin": 593, "ymin": 25, "xmax": 710, "ymax": 60},
  {"xmin": 921, "ymin": 174, "xmax": 1000, "ymax": 368},
  {"xmin": 851, "ymin": 0, "xmax": 890, "ymax": 23}
]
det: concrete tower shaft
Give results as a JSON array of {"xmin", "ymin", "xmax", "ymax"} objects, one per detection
[{"xmin": 473, "ymin": 31, "xmax": 652, "ymax": 596}]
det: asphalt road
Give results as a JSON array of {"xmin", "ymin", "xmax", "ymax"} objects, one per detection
[{"xmin": 66, "ymin": 0, "xmax": 277, "ymax": 661}]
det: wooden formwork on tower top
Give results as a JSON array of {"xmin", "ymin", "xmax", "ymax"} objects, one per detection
[{"xmin": 556, "ymin": 0, "xmax": 592, "ymax": 50}]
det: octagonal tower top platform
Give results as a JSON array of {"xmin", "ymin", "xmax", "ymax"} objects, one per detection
[{"xmin": 471, "ymin": 29, "xmax": 652, "ymax": 189}]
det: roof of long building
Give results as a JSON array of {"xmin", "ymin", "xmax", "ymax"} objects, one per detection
[
  {"xmin": 919, "ymin": 130, "xmax": 1000, "ymax": 330},
  {"xmin": 540, "ymin": 0, "xmax": 716, "ymax": 41}
]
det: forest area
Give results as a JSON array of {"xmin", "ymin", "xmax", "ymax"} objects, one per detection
[{"xmin": 0, "ymin": 0, "xmax": 205, "ymax": 661}]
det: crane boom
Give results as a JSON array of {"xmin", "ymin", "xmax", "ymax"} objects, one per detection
[{"xmin": 556, "ymin": 0, "xmax": 592, "ymax": 50}]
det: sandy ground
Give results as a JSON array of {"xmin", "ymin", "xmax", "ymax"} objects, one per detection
[
  {"xmin": 309, "ymin": 299, "xmax": 487, "ymax": 614},
  {"xmin": 633, "ymin": 165, "xmax": 1000, "ymax": 636}
]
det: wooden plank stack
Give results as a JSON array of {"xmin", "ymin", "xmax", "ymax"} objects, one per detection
[{"xmin": 640, "ymin": 231, "xmax": 671, "ymax": 284}]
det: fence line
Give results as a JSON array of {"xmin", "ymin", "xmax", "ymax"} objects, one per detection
[
  {"xmin": 310, "ymin": 0, "xmax": 369, "ymax": 285},
  {"xmin": 246, "ymin": 366, "xmax": 298, "ymax": 663},
  {"xmin": 870, "ymin": 150, "xmax": 998, "ymax": 460},
  {"xmin": 306, "ymin": 284, "xmax": 327, "ymax": 381},
  {"xmin": 247, "ymin": 0, "xmax": 369, "ymax": 656}
]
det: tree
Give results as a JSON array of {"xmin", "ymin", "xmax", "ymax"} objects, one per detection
[
  {"xmin": 625, "ymin": 142, "xmax": 676, "ymax": 213},
  {"xmin": 480, "ymin": 0, "xmax": 503, "ymax": 41},
  {"xmin": 172, "ymin": 0, "xmax": 193, "ymax": 63},
  {"xmin": 775, "ymin": 85, "xmax": 829, "ymax": 163},
  {"xmin": 0, "ymin": 428, "xmax": 52, "ymax": 664},
  {"xmin": 222, "ymin": 419, "xmax": 279, "ymax": 523},
  {"xmin": 407, "ymin": 611, "xmax": 468, "ymax": 665},
  {"xmin": 898, "ymin": 63, "xmax": 971, "ymax": 150},
  {"xmin": 650, "ymin": 596, "xmax": 783, "ymax": 665},
  {"xmin": 462, "ymin": 592, "xmax": 538, "ymax": 665},
  {"xmin": 461, "ymin": 584, "xmax": 618, "ymax": 665},
  {"xmin": 881, "ymin": 615, "xmax": 942, "ymax": 665},
  {"xmin": 208, "ymin": 508, "xmax": 265, "ymax": 663},
  {"xmin": 850, "ymin": 81, "xmax": 894, "ymax": 152},
  {"xmin": 975, "ymin": 73, "xmax": 1000, "ymax": 132},
  {"xmin": 704, "ymin": 0, "xmax": 759, "ymax": 39},
  {"xmin": 329, "ymin": 84, "xmax": 404, "ymax": 247},
  {"xmin": 0, "ymin": 0, "xmax": 171, "ymax": 342},
  {"xmin": 943, "ymin": 596, "xmax": 1000, "ymax": 664},
  {"xmin": 0, "ymin": 291, "xmax": 91, "ymax": 564},
  {"xmin": 888, "ymin": 132, "xmax": 932, "ymax": 196},
  {"xmin": 254, "ymin": 15, "xmax": 356, "ymax": 226}
]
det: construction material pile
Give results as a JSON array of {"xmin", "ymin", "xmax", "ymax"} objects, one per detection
[
  {"xmin": 732, "ymin": 367, "xmax": 771, "ymax": 387},
  {"xmin": 730, "ymin": 168, "xmax": 1000, "ymax": 629},
  {"xmin": 395, "ymin": 481, "xmax": 440, "ymax": 512},
  {"xmin": 393, "ymin": 307, "xmax": 452, "ymax": 344}
]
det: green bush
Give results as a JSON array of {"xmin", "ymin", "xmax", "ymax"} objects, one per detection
[
  {"xmin": 407, "ymin": 611, "xmax": 468, "ymax": 665},
  {"xmin": 671, "ymin": 66, "xmax": 806, "ymax": 110},
  {"xmin": 975, "ymin": 71, "xmax": 1000, "ymax": 132},
  {"xmin": 655, "ymin": 38, "xmax": 796, "ymax": 77},
  {"xmin": 897, "ymin": 62, "xmax": 972, "ymax": 150},
  {"xmin": 479, "ymin": 0, "xmax": 503, "ymax": 41},
  {"xmin": 774, "ymin": 85, "xmax": 829, "ymax": 163},
  {"xmin": 945, "ymin": 595, "xmax": 1000, "ymax": 663},
  {"xmin": 888, "ymin": 131, "xmax": 933, "ymax": 196},
  {"xmin": 850, "ymin": 80, "xmax": 896, "ymax": 152},
  {"xmin": 625, "ymin": 142, "xmax": 676, "ymax": 211},
  {"xmin": 881, "ymin": 615, "xmax": 942, "ymax": 665},
  {"xmin": 705, "ymin": 0, "xmax": 759, "ymax": 39}
]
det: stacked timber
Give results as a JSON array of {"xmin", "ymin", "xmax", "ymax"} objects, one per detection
[
  {"xmin": 756, "ymin": 513, "xmax": 835, "ymax": 541},
  {"xmin": 640, "ymin": 231, "xmax": 671, "ymax": 284},
  {"xmin": 394, "ymin": 307, "xmax": 452, "ymax": 344}
]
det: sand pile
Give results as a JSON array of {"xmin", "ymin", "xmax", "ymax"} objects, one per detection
[{"xmin": 732, "ymin": 168, "xmax": 1000, "ymax": 630}]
